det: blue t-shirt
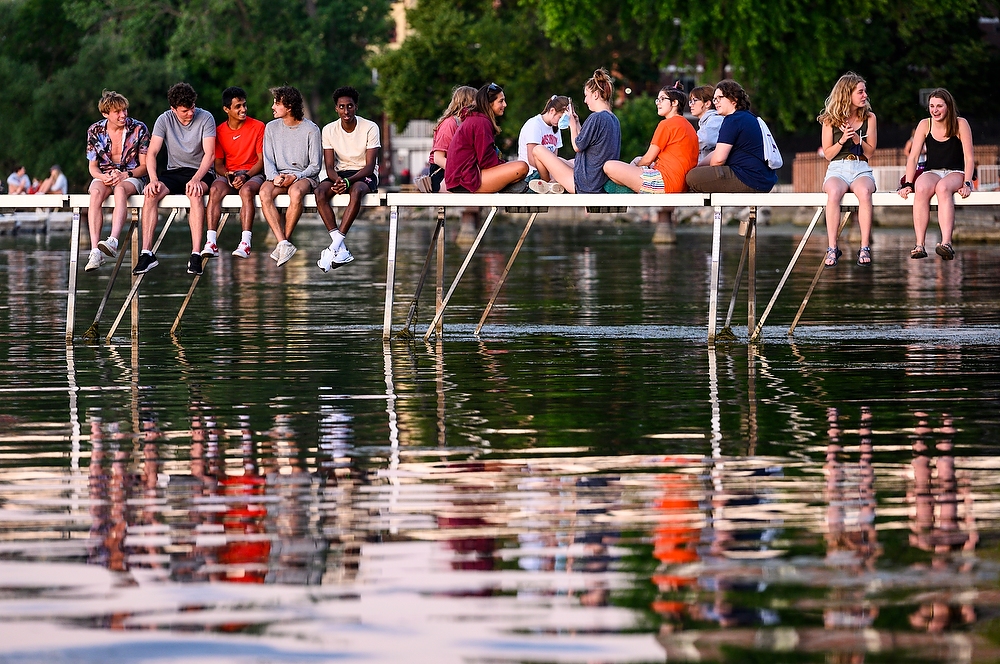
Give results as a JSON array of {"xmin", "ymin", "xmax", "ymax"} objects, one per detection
[
  {"xmin": 717, "ymin": 110, "xmax": 777, "ymax": 192},
  {"xmin": 573, "ymin": 110, "xmax": 621, "ymax": 193}
]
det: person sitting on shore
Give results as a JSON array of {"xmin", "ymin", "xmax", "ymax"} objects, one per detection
[
  {"xmin": 201, "ymin": 86, "xmax": 266, "ymax": 261},
  {"xmin": 518, "ymin": 95, "xmax": 570, "ymax": 183},
  {"xmin": 415, "ymin": 85, "xmax": 477, "ymax": 193},
  {"xmin": 6, "ymin": 166, "xmax": 30, "ymax": 195},
  {"xmin": 444, "ymin": 82, "xmax": 529, "ymax": 193},
  {"xmin": 259, "ymin": 85, "xmax": 322, "ymax": 267},
  {"xmin": 530, "ymin": 68, "xmax": 621, "ymax": 194},
  {"xmin": 685, "ymin": 79, "xmax": 777, "ymax": 194},
  {"xmin": 688, "ymin": 85, "xmax": 724, "ymax": 166},
  {"xmin": 602, "ymin": 85, "xmax": 698, "ymax": 193},
  {"xmin": 84, "ymin": 90, "xmax": 150, "ymax": 272},
  {"xmin": 897, "ymin": 88, "xmax": 974, "ymax": 261},
  {"xmin": 139, "ymin": 82, "xmax": 217, "ymax": 276},
  {"xmin": 315, "ymin": 86, "xmax": 381, "ymax": 272},
  {"xmin": 36, "ymin": 164, "xmax": 68, "ymax": 195},
  {"xmin": 817, "ymin": 72, "xmax": 877, "ymax": 268}
]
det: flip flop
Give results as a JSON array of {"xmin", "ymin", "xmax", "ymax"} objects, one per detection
[{"xmin": 824, "ymin": 246, "xmax": 842, "ymax": 269}]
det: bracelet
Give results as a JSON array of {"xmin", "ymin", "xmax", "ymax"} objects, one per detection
[{"xmin": 900, "ymin": 181, "xmax": 914, "ymax": 190}]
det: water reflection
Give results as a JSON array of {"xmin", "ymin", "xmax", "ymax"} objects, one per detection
[{"xmin": 2, "ymin": 224, "xmax": 1000, "ymax": 661}]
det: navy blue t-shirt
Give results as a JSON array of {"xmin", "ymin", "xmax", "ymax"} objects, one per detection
[
  {"xmin": 717, "ymin": 110, "xmax": 777, "ymax": 192},
  {"xmin": 573, "ymin": 110, "xmax": 621, "ymax": 193}
]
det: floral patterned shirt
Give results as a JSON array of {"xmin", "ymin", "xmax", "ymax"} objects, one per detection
[{"xmin": 86, "ymin": 116, "xmax": 150, "ymax": 173}]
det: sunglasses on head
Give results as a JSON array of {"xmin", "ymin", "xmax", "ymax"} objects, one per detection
[{"xmin": 488, "ymin": 82, "xmax": 502, "ymax": 93}]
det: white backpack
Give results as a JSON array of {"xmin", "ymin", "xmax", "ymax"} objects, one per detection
[{"xmin": 757, "ymin": 116, "xmax": 783, "ymax": 170}]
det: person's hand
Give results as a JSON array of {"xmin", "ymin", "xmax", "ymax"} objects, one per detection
[
  {"xmin": 186, "ymin": 178, "xmax": 206, "ymax": 197},
  {"xmin": 630, "ymin": 156, "xmax": 642, "ymax": 167},
  {"xmin": 897, "ymin": 184, "xmax": 912, "ymax": 200},
  {"xmin": 959, "ymin": 181, "xmax": 972, "ymax": 199},
  {"xmin": 230, "ymin": 171, "xmax": 247, "ymax": 189},
  {"xmin": 144, "ymin": 180, "xmax": 163, "ymax": 197},
  {"xmin": 334, "ymin": 177, "xmax": 349, "ymax": 195},
  {"xmin": 839, "ymin": 123, "xmax": 857, "ymax": 144},
  {"xmin": 101, "ymin": 172, "xmax": 117, "ymax": 186}
]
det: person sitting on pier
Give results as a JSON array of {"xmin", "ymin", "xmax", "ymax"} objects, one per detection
[
  {"xmin": 818, "ymin": 72, "xmax": 878, "ymax": 268},
  {"xmin": 518, "ymin": 94, "xmax": 570, "ymax": 183},
  {"xmin": 201, "ymin": 86, "xmax": 266, "ymax": 261},
  {"xmin": 315, "ymin": 86, "xmax": 381, "ymax": 272},
  {"xmin": 602, "ymin": 84, "xmax": 698, "ymax": 194},
  {"xmin": 84, "ymin": 90, "xmax": 150, "ymax": 272},
  {"xmin": 138, "ymin": 82, "xmax": 216, "ymax": 276},
  {"xmin": 685, "ymin": 80, "xmax": 777, "ymax": 194},
  {"xmin": 415, "ymin": 85, "xmax": 477, "ymax": 193},
  {"xmin": 6, "ymin": 165, "xmax": 30, "ymax": 195},
  {"xmin": 688, "ymin": 85, "xmax": 724, "ymax": 166},
  {"xmin": 530, "ymin": 68, "xmax": 621, "ymax": 194},
  {"xmin": 36, "ymin": 164, "xmax": 68, "ymax": 195},
  {"xmin": 897, "ymin": 88, "xmax": 974, "ymax": 261},
  {"xmin": 259, "ymin": 85, "xmax": 322, "ymax": 267},
  {"xmin": 444, "ymin": 82, "xmax": 529, "ymax": 193}
]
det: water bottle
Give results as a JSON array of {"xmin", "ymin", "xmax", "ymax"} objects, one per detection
[{"xmin": 558, "ymin": 112, "xmax": 570, "ymax": 130}]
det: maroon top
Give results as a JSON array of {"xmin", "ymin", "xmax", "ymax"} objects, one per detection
[{"xmin": 444, "ymin": 111, "xmax": 501, "ymax": 192}]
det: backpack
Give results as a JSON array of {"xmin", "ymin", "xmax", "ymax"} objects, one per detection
[{"xmin": 757, "ymin": 117, "xmax": 783, "ymax": 170}]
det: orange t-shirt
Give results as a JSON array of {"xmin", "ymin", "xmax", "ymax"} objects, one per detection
[
  {"xmin": 216, "ymin": 117, "xmax": 266, "ymax": 172},
  {"xmin": 651, "ymin": 116, "xmax": 700, "ymax": 193}
]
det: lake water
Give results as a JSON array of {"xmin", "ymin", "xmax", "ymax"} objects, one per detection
[{"xmin": 2, "ymin": 212, "xmax": 1000, "ymax": 663}]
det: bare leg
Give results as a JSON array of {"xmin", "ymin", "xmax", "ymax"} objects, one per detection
[
  {"xmin": 532, "ymin": 147, "xmax": 576, "ymax": 193},
  {"xmin": 206, "ymin": 179, "xmax": 233, "ymax": 232},
  {"xmin": 88, "ymin": 180, "xmax": 111, "ymax": 249},
  {"xmin": 283, "ymin": 179, "xmax": 313, "ymax": 239},
  {"xmin": 603, "ymin": 160, "xmax": 642, "ymax": 192},
  {"xmin": 238, "ymin": 180, "xmax": 261, "ymax": 231},
  {"xmin": 850, "ymin": 176, "xmax": 875, "ymax": 249},
  {"xmin": 339, "ymin": 181, "xmax": 371, "ymax": 234},
  {"xmin": 912, "ymin": 172, "xmax": 941, "ymax": 248},
  {"xmin": 477, "ymin": 161, "xmax": 529, "ymax": 193},
  {"xmin": 110, "ymin": 181, "xmax": 138, "ymax": 241},
  {"xmin": 315, "ymin": 180, "xmax": 338, "ymax": 231},
  {"xmin": 933, "ymin": 172, "xmax": 964, "ymax": 246},
  {"xmin": 823, "ymin": 176, "xmax": 849, "ymax": 249},
  {"xmin": 259, "ymin": 181, "xmax": 288, "ymax": 243},
  {"xmin": 141, "ymin": 187, "xmax": 169, "ymax": 251},
  {"xmin": 187, "ymin": 193, "xmax": 205, "ymax": 253}
]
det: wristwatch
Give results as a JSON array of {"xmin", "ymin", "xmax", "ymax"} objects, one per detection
[
  {"xmin": 126, "ymin": 169, "xmax": 134, "ymax": 178},
  {"xmin": 965, "ymin": 180, "xmax": 973, "ymax": 189}
]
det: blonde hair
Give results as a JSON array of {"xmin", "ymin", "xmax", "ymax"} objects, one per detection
[
  {"xmin": 585, "ymin": 68, "xmax": 614, "ymax": 102},
  {"xmin": 434, "ymin": 85, "xmax": 477, "ymax": 132},
  {"xmin": 817, "ymin": 72, "xmax": 871, "ymax": 127},
  {"xmin": 98, "ymin": 89, "xmax": 129, "ymax": 115}
]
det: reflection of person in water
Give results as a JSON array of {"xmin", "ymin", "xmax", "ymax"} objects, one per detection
[
  {"xmin": 908, "ymin": 411, "xmax": 977, "ymax": 633},
  {"xmin": 823, "ymin": 406, "xmax": 881, "ymax": 632}
]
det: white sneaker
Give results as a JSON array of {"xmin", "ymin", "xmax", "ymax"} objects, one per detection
[
  {"xmin": 316, "ymin": 247, "xmax": 335, "ymax": 272},
  {"xmin": 528, "ymin": 179, "xmax": 550, "ymax": 194},
  {"xmin": 201, "ymin": 241, "xmax": 219, "ymax": 257},
  {"xmin": 548, "ymin": 182, "xmax": 565, "ymax": 194},
  {"xmin": 275, "ymin": 240, "xmax": 297, "ymax": 267},
  {"xmin": 232, "ymin": 241, "xmax": 251, "ymax": 259},
  {"xmin": 332, "ymin": 245, "xmax": 354, "ymax": 268},
  {"xmin": 85, "ymin": 248, "xmax": 105, "ymax": 272},
  {"xmin": 270, "ymin": 246, "xmax": 280, "ymax": 262},
  {"xmin": 97, "ymin": 237, "xmax": 118, "ymax": 258}
]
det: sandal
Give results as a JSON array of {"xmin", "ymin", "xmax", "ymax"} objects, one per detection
[
  {"xmin": 823, "ymin": 246, "xmax": 842, "ymax": 269},
  {"xmin": 910, "ymin": 245, "xmax": 927, "ymax": 259},
  {"xmin": 935, "ymin": 242, "xmax": 955, "ymax": 260},
  {"xmin": 856, "ymin": 246, "xmax": 871, "ymax": 267}
]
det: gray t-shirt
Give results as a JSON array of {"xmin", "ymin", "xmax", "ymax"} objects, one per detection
[
  {"xmin": 263, "ymin": 118, "xmax": 322, "ymax": 180},
  {"xmin": 152, "ymin": 108, "xmax": 216, "ymax": 171},
  {"xmin": 573, "ymin": 110, "xmax": 621, "ymax": 193}
]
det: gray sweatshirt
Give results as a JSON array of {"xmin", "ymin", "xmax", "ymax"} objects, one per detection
[{"xmin": 263, "ymin": 118, "xmax": 322, "ymax": 180}]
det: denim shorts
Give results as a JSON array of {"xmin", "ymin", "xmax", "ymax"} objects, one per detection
[{"xmin": 824, "ymin": 159, "xmax": 875, "ymax": 187}]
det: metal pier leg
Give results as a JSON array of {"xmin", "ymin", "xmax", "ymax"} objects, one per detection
[
  {"xmin": 707, "ymin": 205, "xmax": 723, "ymax": 344},
  {"xmin": 747, "ymin": 207, "xmax": 757, "ymax": 337},
  {"xmin": 65, "ymin": 207, "xmax": 81, "ymax": 342},
  {"xmin": 788, "ymin": 210, "xmax": 851, "ymax": 336},
  {"xmin": 382, "ymin": 205, "xmax": 400, "ymax": 340},
  {"xmin": 423, "ymin": 206, "xmax": 498, "ymax": 341},
  {"xmin": 721, "ymin": 225, "xmax": 752, "ymax": 335},
  {"xmin": 475, "ymin": 212, "xmax": 538, "ymax": 335},
  {"xmin": 82, "ymin": 212, "xmax": 137, "ymax": 341},
  {"xmin": 436, "ymin": 208, "xmax": 445, "ymax": 337},
  {"xmin": 750, "ymin": 206, "xmax": 823, "ymax": 341},
  {"xmin": 400, "ymin": 208, "xmax": 445, "ymax": 336},
  {"xmin": 105, "ymin": 208, "xmax": 178, "ymax": 343},
  {"xmin": 171, "ymin": 213, "xmax": 229, "ymax": 335}
]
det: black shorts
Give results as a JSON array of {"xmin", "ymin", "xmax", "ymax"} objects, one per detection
[
  {"xmin": 159, "ymin": 168, "xmax": 215, "ymax": 195},
  {"xmin": 330, "ymin": 169, "xmax": 378, "ymax": 194}
]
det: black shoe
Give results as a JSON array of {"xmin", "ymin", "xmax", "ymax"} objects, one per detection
[
  {"xmin": 187, "ymin": 253, "xmax": 204, "ymax": 275},
  {"xmin": 500, "ymin": 178, "xmax": 529, "ymax": 194},
  {"xmin": 133, "ymin": 252, "xmax": 159, "ymax": 275}
]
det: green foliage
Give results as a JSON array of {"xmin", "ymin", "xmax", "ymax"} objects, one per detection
[{"xmin": 615, "ymin": 95, "xmax": 663, "ymax": 164}]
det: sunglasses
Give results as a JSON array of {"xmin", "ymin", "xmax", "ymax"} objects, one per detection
[{"xmin": 488, "ymin": 82, "xmax": 502, "ymax": 93}]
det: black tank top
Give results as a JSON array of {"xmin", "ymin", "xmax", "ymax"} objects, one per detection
[{"xmin": 924, "ymin": 132, "xmax": 964, "ymax": 171}]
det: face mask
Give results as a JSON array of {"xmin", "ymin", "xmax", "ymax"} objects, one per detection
[{"xmin": 558, "ymin": 112, "xmax": 570, "ymax": 130}]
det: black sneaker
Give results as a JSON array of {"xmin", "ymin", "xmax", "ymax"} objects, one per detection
[
  {"xmin": 187, "ymin": 253, "xmax": 204, "ymax": 275},
  {"xmin": 133, "ymin": 252, "xmax": 159, "ymax": 275}
]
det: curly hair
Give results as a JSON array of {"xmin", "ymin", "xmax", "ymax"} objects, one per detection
[
  {"xmin": 270, "ymin": 86, "xmax": 305, "ymax": 121},
  {"xmin": 98, "ymin": 89, "xmax": 129, "ymax": 115},
  {"xmin": 332, "ymin": 86, "xmax": 360, "ymax": 105},
  {"xmin": 715, "ymin": 79, "xmax": 751, "ymax": 112},
  {"xmin": 585, "ymin": 68, "xmax": 614, "ymax": 102},
  {"xmin": 817, "ymin": 72, "xmax": 871, "ymax": 128},
  {"xmin": 167, "ymin": 82, "xmax": 197, "ymax": 109}
]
